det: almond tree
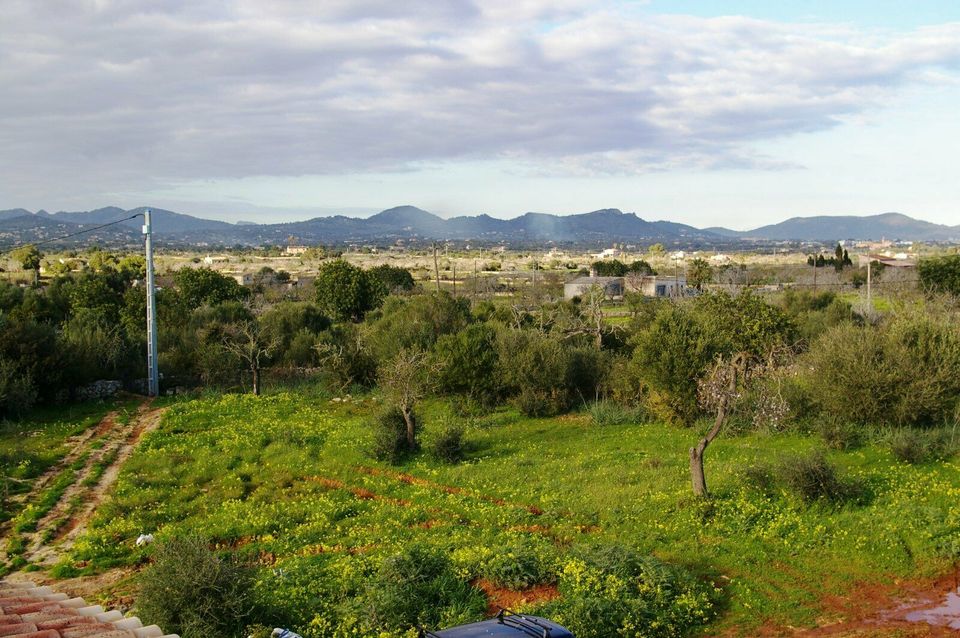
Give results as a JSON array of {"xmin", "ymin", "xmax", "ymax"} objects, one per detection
[
  {"xmin": 690, "ymin": 350, "xmax": 789, "ymax": 497},
  {"xmin": 223, "ymin": 320, "xmax": 281, "ymax": 396}
]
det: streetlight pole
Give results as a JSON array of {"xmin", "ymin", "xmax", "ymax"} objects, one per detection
[{"xmin": 143, "ymin": 210, "xmax": 159, "ymax": 397}]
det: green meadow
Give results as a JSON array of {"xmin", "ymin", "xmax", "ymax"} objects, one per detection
[{"xmin": 53, "ymin": 392, "xmax": 960, "ymax": 636}]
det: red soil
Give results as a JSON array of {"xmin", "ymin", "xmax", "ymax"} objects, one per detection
[
  {"xmin": 729, "ymin": 570, "xmax": 960, "ymax": 637},
  {"xmin": 473, "ymin": 578, "xmax": 561, "ymax": 616}
]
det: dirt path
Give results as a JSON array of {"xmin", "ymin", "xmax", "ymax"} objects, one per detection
[
  {"xmin": 4, "ymin": 411, "xmax": 120, "ymax": 513},
  {"xmin": 21, "ymin": 401, "xmax": 166, "ymax": 566}
]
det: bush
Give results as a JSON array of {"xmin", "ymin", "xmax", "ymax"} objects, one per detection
[
  {"xmin": 482, "ymin": 537, "xmax": 555, "ymax": 590},
  {"xmin": 587, "ymin": 400, "xmax": 646, "ymax": 426},
  {"xmin": 919, "ymin": 254, "xmax": 960, "ymax": 297},
  {"xmin": 136, "ymin": 535, "xmax": 256, "ymax": 638},
  {"xmin": 630, "ymin": 304, "xmax": 714, "ymax": 426},
  {"xmin": 544, "ymin": 544, "xmax": 717, "ymax": 638},
  {"xmin": 800, "ymin": 311, "xmax": 960, "ymax": 428},
  {"xmin": 818, "ymin": 418, "xmax": 863, "ymax": 451},
  {"xmin": 433, "ymin": 323, "xmax": 501, "ymax": 405},
  {"xmin": 0, "ymin": 357, "xmax": 36, "ymax": 419},
  {"xmin": 889, "ymin": 428, "xmax": 957, "ymax": 464},
  {"xmin": 365, "ymin": 293, "xmax": 470, "ymax": 363},
  {"xmin": 371, "ymin": 406, "xmax": 417, "ymax": 463},
  {"xmin": 314, "ymin": 323, "xmax": 377, "ymax": 389},
  {"xmin": 741, "ymin": 464, "xmax": 777, "ymax": 495},
  {"xmin": 515, "ymin": 387, "xmax": 569, "ymax": 418},
  {"xmin": 431, "ymin": 423, "xmax": 466, "ymax": 464},
  {"xmin": 776, "ymin": 450, "xmax": 861, "ymax": 503},
  {"xmin": 364, "ymin": 545, "xmax": 485, "ymax": 633},
  {"xmin": 497, "ymin": 330, "xmax": 576, "ymax": 417}
]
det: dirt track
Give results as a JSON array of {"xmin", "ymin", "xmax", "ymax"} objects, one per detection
[{"xmin": 13, "ymin": 401, "xmax": 166, "ymax": 566}]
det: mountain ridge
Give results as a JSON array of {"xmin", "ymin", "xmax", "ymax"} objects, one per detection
[{"xmin": 1, "ymin": 207, "xmax": 956, "ymax": 247}]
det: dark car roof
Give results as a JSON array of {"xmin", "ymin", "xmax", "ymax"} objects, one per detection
[{"xmin": 431, "ymin": 613, "xmax": 574, "ymax": 638}]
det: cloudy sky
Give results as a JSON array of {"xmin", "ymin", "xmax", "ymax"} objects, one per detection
[{"xmin": 2, "ymin": 0, "xmax": 959, "ymax": 228}]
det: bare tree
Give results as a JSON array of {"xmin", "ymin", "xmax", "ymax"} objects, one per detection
[
  {"xmin": 560, "ymin": 285, "xmax": 614, "ymax": 349},
  {"xmin": 223, "ymin": 321, "xmax": 281, "ymax": 396},
  {"xmin": 690, "ymin": 353, "xmax": 749, "ymax": 497},
  {"xmin": 690, "ymin": 349, "xmax": 790, "ymax": 497},
  {"xmin": 378, "ymin": 348, "xmax": 439, "ymax": 448}
]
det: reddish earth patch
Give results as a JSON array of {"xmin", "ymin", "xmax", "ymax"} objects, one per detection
[
  {"xmin": 309, "ymin": 476, "xmax": 345, "ymax": 489},
  {"xmin": 731, "ymin": 571, "xmax": 960, "ymax": 637},
  {"xmin": 474, "ymin": 578, "xmax": 561, "ymax": 616},
  {"xmin": 306, "ymin": 475, "xmax": 411, "ymax": 506},
  {"xmin": 94, "ymin": 414, "xmax": 117, "ymax": 436}
]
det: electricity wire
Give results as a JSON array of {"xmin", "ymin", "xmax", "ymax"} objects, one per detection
[{"xmin": 3, "ymin": 214, "xmax": 143, "ymax": 252}]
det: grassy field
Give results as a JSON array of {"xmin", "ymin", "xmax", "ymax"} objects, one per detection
[
  {"xmin": 0, "ymin": 398, "xmax": 140, "ymax": 522},
  {"xmin": 52, "ymin": 391, "xmax": 960, "ymax": 636}
]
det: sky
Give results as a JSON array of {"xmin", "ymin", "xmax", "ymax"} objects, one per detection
[{"xmin": 1, "ymin": 1, "xmax": 959, "ymax": 230}]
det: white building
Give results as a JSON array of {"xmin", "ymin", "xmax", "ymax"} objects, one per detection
[
  {"xmin": 564, "ymin": 276, "xmax": 624, "ymax": 300},
  {"xmin": 628, "ymin": 275, "xmax": 687, "ymax": 297}
]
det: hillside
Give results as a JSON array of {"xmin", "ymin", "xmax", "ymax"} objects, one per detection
[
  {"xmin": 714, "ymin": 212, "xmax": 959, "ymax": 241},
  {"xmin": 1, "ymin": 206, "xmax": 957, "ymax": 247}
]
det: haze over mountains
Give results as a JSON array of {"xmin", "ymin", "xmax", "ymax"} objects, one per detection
[{"xmin": 0, "ymin": 206, "xmax": 957, "ymax": 248}]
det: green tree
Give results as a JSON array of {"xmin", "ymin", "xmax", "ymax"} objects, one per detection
[
  {"xmin": 627, "ymin": 260, "xmax": 655, "ymax": 275},
  {"xmin": 370, "ymin": 264, "xmax": 415, "ymax": 293},
  {"xmin": 365, "ymin": 292, "xmax": 470, "ymax": 363},
  {"xmin": 433, "ymin": 323, "xmax": 501, "ymax": 405},
  {"xmin": 87, "ymin": 249, "xmax": 118, "ymax": 272},
  {"xmin": 631, "ymin": 291, "xmax": 794, "ymax": 425},
  {"xmin": 117, "ymin": 254, "xmax": 146, "ymax": 281},
  {"xmin": 67, "ymin": 271, "xmax": 126, "ymax": 322},
  {"xmin": 918, "ymin": 254, "xmax": 960, "ymax": 296},
  {"xmin": 591, "ymin": 260, "xmax": 627, "ymax": 277},
  {"xmin": 686, "ymin": 258, "xmax": 713, "ymax": 291},
  {"xmin": 11, "ymin": 244, "xmax": 42, "ymax": 284},
  {"xmin": 175, "ymin": 268, "xmax": 250, "ymax": 310},
  {"xmin": 631, "ymin": 304, "xmax": 715, "ymax": 426},
  {"xmin": 314, "ymin": 260, "xmax": 385, "ymax": 322}
]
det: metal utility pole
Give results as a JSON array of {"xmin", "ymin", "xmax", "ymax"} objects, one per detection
[
  {"xmin": 432, "ymin": 242, "xmax": 441, "ymax": 292},
  {"xmin": 866, "ymin": 259, "xmax": 872, "ymax": 309},
  {"xmin": 143, "ymin": 209, "xmax": 160, "ymax": 397}
]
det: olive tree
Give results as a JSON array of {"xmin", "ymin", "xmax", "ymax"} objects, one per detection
[
  {"xmin": 11, "ymin": 244, "xmax": 42, "ymax": 285},
  {"xmin": 378, "ymin": 348, "xmax": 438, "ymax": 449}
]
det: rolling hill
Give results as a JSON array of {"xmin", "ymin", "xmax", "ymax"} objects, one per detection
[{"xmin": 0, "ymin": 206, "xmax": 956, "ymax": 248}]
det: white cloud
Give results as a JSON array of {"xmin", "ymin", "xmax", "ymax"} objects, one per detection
[{"xmin": 0, "ymin": 0, "xmax": 959, "ymax": 206}]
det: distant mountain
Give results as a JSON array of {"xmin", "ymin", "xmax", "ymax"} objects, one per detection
[
  {"xmin": 0, "ymin": 209, "xmax": 34, "ymax": 222},
  {"xmin": 722, "ymin": 212, "xmax": 959, "ymax": 242},
  {"xmin": 1, "ymin": 206, "xmax": 956, "ymax": 248},
  {"xmin": 236, "ymin": 206, "xmax": 720, "ymax": 245},
  {"xmin": 45, "ymin": 206, "xmax": 237, "ymax": 235},
  {"xmin": 0, "ymin": 214, "xmax": 138, "ymax": 247}
]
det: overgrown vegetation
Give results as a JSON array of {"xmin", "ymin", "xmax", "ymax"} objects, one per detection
[
  {"xmin": 44, "ymin": 393, "xmax": 960, "ymax": 636},
  {"xmin": 136, "ymin": 535, "xmax": 257, "ymax": 638},
  {"xmin": 6, "ymin": 247, "xmax": 960, "ymax": 636}
]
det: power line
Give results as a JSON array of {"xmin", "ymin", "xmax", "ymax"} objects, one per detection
[{"xmin": 1, "ymin": 214, "xmax": 142, "ymax": 253}]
